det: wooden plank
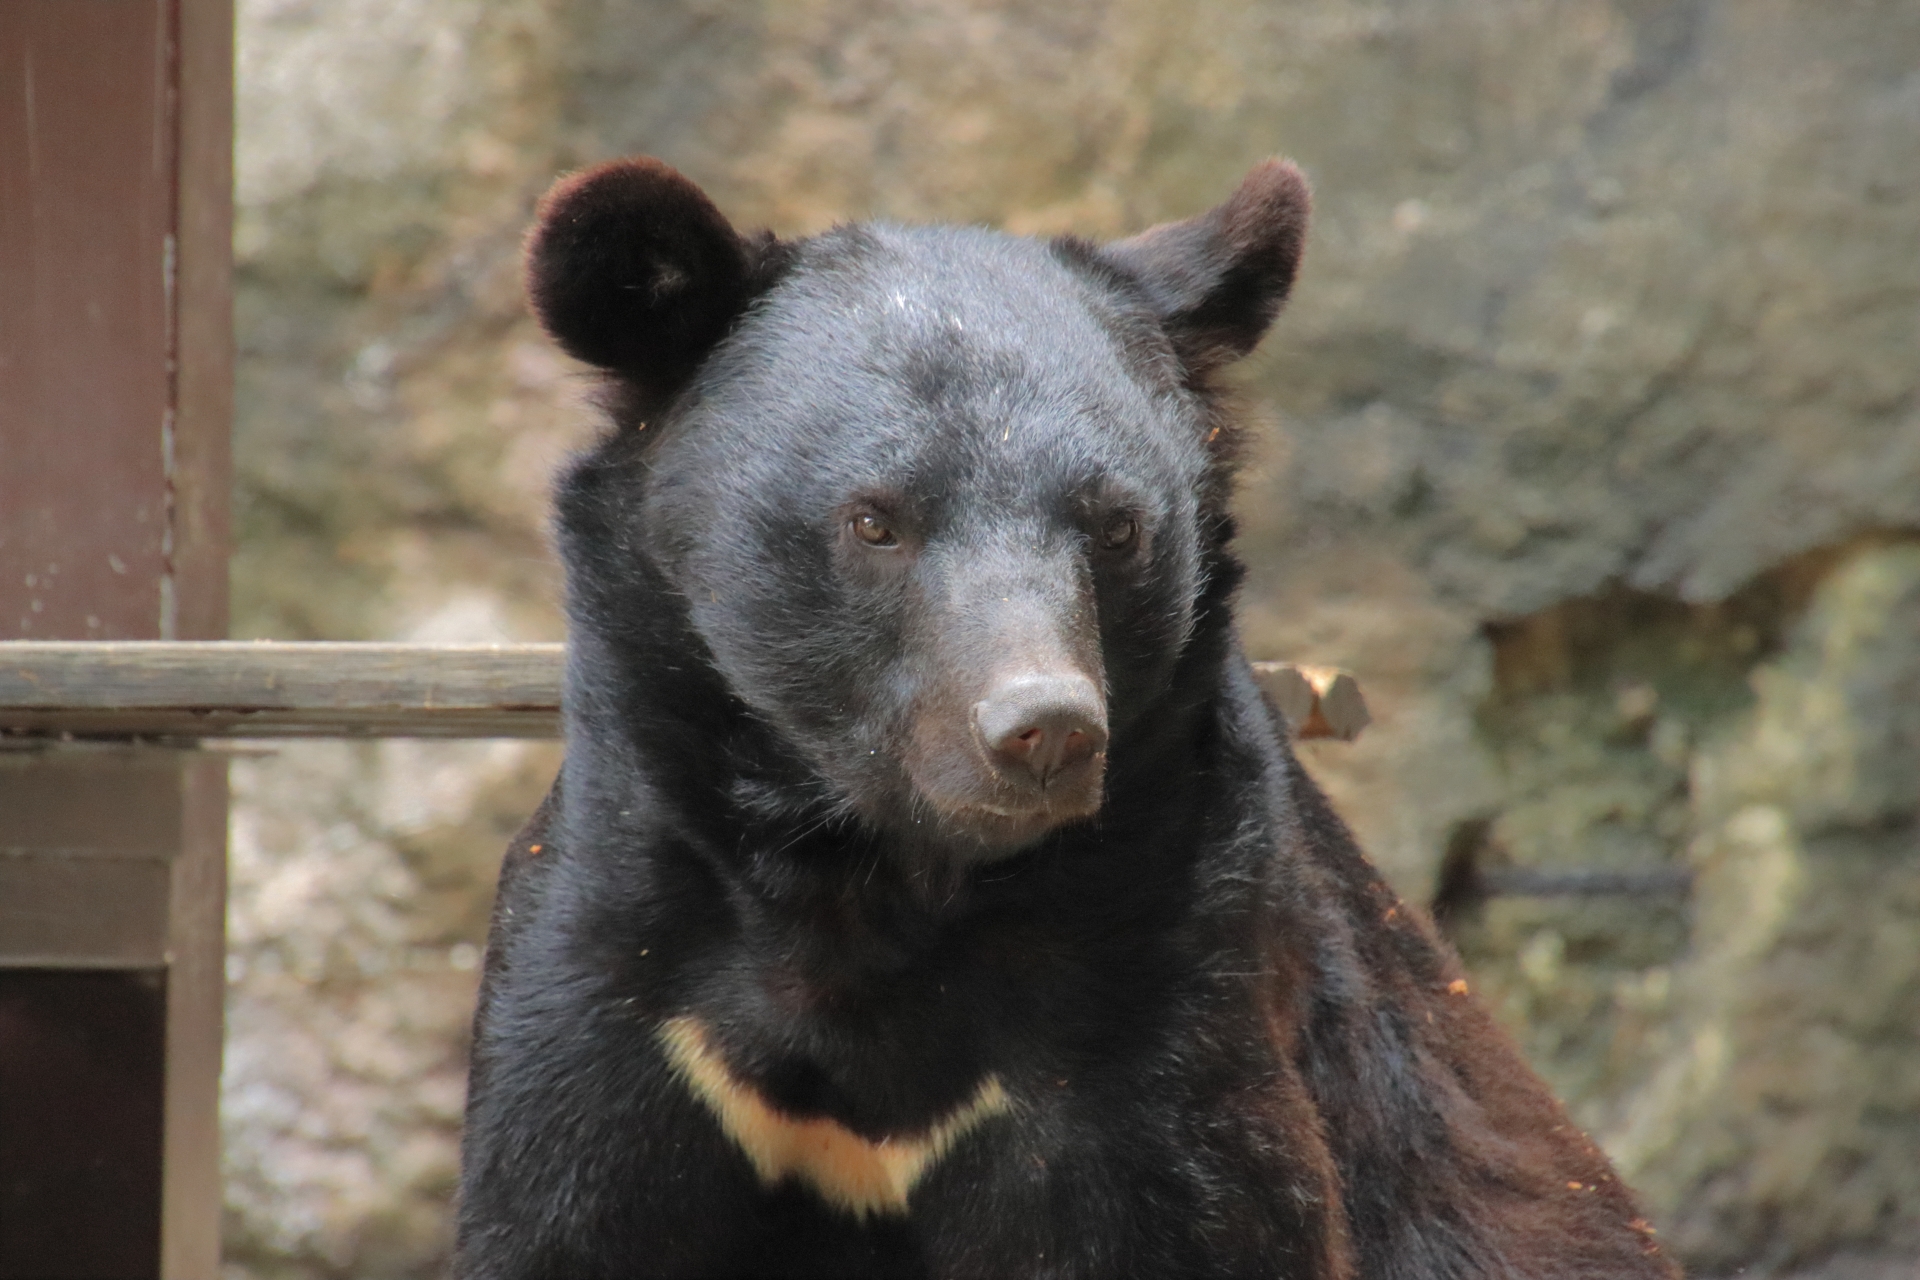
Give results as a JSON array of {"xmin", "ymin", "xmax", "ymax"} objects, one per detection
[
  {"xmin": 0, "ymin": 749, "xmax": 191, "ymax": 858},
  {"xmin": 170, "ymin": 0, "xmax": 236, "ymax": 645},
  {"xmin": 0, "ymin": 1, "xmax": 233, "ymax": 1272},
  {"xmin": 0, "ymin": 856, "xmax": 172, "ymax": 968},
  {"xmin": 0, "ymin": 644, "xmax": 1370, "ymax": 742},
  {"xmin": 0, "ymin": 0, "xmax": 176, "ymax": 641},
  {"xmin": 161, "ymin": 753, "xmax": 227, "ymax": 1280},
  {"xmin": 0, "ymin": 641, "xmax": 565, "ymax": 738},
  {"xmin": 160, "ymin": 0, "xmax": 234, "ymax": 1264},
  {"xmin": 1, "ymin": 706, "xmax": 561, "ymax": 739},
  {"xmin": 0, "ymin": 749, "xmax": 181, "ymax": 969}
]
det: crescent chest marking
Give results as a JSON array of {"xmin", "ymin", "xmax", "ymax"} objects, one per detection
[{"xmin": 658, "ymin": 1014, "xmax": 1012, "ymax": 1218}]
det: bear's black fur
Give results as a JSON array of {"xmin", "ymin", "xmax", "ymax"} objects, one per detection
[{"xmin": 458, "ymin": 157, "xmax": 1678, "ymax": 1280}]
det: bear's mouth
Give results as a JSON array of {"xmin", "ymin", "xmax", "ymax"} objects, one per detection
[
  {"xmin": 894, "ymin": 674, "xmax": 1110, "ymax": 855},
  {"xmin": 911, "ymin": 758, "xmax": 1107, "ymax": 855}
]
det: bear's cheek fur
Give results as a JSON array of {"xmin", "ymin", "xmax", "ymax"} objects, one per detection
[
  {"xmin": 1103, "ymin": 552, "xmax": 1204, "ymax": 734},
  {"xmin": 643, "ymin": 505, "xmax": 924, "ymax": 816},
  {"xmin": 672, "ymin": 511, "xmax": 1121, "ymax": 852}
]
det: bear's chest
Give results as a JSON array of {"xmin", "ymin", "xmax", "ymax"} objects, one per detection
[
  {"xmin": 657, "ymin": 1013, "xmax": 1013, "ymax": 1219},
  {"xmin": 647, "ymin": 1010, "xmax": 1342, "ymax": 1279}
]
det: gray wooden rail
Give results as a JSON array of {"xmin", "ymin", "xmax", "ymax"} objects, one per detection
[
  {"xmin": 2, "ymin": 644, "xmax": 1687, "ymax": 900},
  {"xmin": 0, "ymin": 642, "xmax": 565, "ymax": 739},
  {"xmin": 0, "ymin": 642, "xmax": 1369, "ymax": 742}
]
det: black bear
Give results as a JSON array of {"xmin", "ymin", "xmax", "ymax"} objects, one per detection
[{"xmin": 457, "ymin": 156, "xmax": 1678, "ymax": 1280}]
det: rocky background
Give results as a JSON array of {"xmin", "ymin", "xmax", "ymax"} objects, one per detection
[{"xmin": 222, "ymin": 1, "xmax": 1920, "ymax": 1276}]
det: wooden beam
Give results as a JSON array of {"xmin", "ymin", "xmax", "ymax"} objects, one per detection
[
  {"xmin": 1253, "ymin": 662, "xmax": 1372, "ymax": 742},
  {"xmin": 0, "ymin": 642, "xmax": 565, "ymax": 738},
  {"xmin": 2, "ymin": 0, "xmax": 235, "ymax": 1271},
  {"xmin": 0, "ymin": 643, "xmax": 1369, "ymax": 743}
]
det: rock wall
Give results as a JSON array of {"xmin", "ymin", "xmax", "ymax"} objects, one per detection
[{"xmin": 225, "ymin": 2, "xmax": 1920, "ymax": 1275}]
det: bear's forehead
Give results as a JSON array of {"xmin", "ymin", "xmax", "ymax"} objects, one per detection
[
  {"xmin": 677, "ymin": 224, "xmax": 1194, "ymax": 481},
  {"xmin": 731, "ymin": 224, "xmax": 1171, "ymax": 394},
  {"xmin": 795, "ymin": 224, "xmax": 1128, "ymax": 326}
]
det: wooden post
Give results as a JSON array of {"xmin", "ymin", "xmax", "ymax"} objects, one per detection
[{"xmin": 0, "ymin": 1, "xmax": 231, "ymax": 1275}]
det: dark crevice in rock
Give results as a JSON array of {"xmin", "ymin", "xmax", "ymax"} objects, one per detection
[{"xmin": 1606, "ymin": 0, "xmax": 1712, "ymax": 106}]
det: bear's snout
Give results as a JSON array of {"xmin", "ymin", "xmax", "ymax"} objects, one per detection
[{"xmin": 972, "ymin": 673, "xmax": 1107, "ymax": 787}]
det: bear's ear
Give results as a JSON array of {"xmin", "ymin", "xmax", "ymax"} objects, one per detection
[
  {"xmin": 525, "ymin": 157, "xmax": 774, "ymax": 396},
  {"xmin": 1099, "ymin": 159, "xmax": 1311, "ymax": 368}
]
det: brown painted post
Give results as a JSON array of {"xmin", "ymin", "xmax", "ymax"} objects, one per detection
[{"xmin": 0, "ymin": 0, "xmax": 232, "ymax": 1275}]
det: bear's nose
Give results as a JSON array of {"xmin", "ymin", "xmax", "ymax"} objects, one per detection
[{"xmin": 974, "ymin": 674, "xmax": 1108, "ymax": 786}]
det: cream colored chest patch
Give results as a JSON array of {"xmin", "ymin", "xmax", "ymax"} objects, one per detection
[{"xmin": 658, "ymin": 1015, "xmax": 1012, "ymax": 1219}]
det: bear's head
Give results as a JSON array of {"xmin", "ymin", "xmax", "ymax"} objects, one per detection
[{"xmin": 529, "ymin": 158, "xmax": 1308, "ymax": 866}]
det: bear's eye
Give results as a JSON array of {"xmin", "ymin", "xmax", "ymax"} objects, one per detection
[
  {"xmin": 1098, "ymin": 511, "xmax": 1140, "ymax": 552},
  {"xmin": 851, "ymin": 513, "xmax": 898, "ymax": 548}
]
